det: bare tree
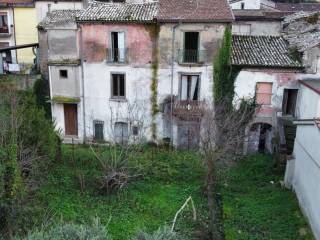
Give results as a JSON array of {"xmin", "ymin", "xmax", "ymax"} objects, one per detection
[{"xmin": 201, "ymin": 98, "xmax": 256, "ymax": 239}]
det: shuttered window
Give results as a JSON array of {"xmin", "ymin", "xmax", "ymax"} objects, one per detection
[
  {"xmin": 256, "ymin": 82, "xmax": 273, "ymax": 105},
  {"xmin": 94, "ymin": 121, "xmax": 104, "ymax": 141},
  {"xmin": 111, "ymin": 74, "xmax": 125, "ymax": 98}
]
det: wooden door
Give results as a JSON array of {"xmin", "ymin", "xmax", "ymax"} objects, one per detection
[
  {"xmin": 64, "ymin": 104, "xmax": 78, "ymax": 136},
  {"xmin": 177, "ymin": 122, "xmax": 200, "ymax": 150}
]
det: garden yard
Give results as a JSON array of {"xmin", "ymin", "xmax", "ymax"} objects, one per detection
[
  {"xmin": 222, "ymin": 154, "xmax": 314, "ymax": 240},
  {"xmin": 11, "ymin": 147, "xmax": 314, "ymax": 239}
]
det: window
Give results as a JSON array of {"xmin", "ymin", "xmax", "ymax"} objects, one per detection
[
  {"xmin": 180, "ymin": 75, "xmax": 200, "ymax": 101},
  {"xmin": 111, "ymin": 32, "xmax": 125, "ymax": 62},
  {"xmin": 94, "ymin": 120, "xmax": 104, "ymax": 141},
  {"xmin": 114, "ymin": 122, "xmax": 128, "ymax": 144},
  {"xmin": 183, "ymin": 32, "xmax": 199, "ymax": 63},
  {"xmin": 60, "ymin": 69, "xmax": 68, "ymax": 78},
  {"xmin": 132, "ymin": 126, "xmax": 139, "ymax": 136},
  {"xmin": 111, "ymin": 73, "xmax": 125, "ymax": 98},
  {"xmin": 241, "ymin": 2, "xmax": 245, "ymax": 9},
  {"xmin": 282, "ymin": 89, "xmax": 298, "ymax": 116},
  {"xmin": 256, "ymin": 82, "xmax": 273, "ymax": 105},
  {"xmin": 0, "ymin": 12, "xmax": 9, "ymax": 34}
]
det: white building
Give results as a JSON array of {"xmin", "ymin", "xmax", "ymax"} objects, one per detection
[
  {"xmin": 229, "ymin": 0, "xmax": 275, "ymax": 10},
  {"xmin": 284, "ymin": 79, "xmax": 320, "ymax": 240}
]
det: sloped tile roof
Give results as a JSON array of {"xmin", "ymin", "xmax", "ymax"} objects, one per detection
[
  {"xmin": 77, "ymin": 1, "xmax": 158, "ymax": 23},
  {"xmin": 158, "ymin": 0, "xmax": 234, "ymax": 22},
  {"xmin": 38, "ymin": 10, "xmax": 83, "ymax": 28},
  {"xmin": 276, "ymin": 3, "xmax": 320, "ymax": 13},
  {"xmin": 231, "ymin": 35, "xmax": 302, "ymax": 68}
]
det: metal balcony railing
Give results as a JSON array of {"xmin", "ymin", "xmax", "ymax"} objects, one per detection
[
  {"xmin": 178, "ymin": 49, "xmax": 207, "ymax": 64},
  {"xmin": 106, "ymin": 48, "xmax": 128, "ymax": 63},
  {"xmin": 0, "ymin": 26, "xmax": 9, "ymax": 34},
  {"xmin": 172, "ymin": 100, "xmax": 206, "ymax": 120}
]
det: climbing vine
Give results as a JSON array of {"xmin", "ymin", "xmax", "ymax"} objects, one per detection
[
  {"xmin": 213, "ymin": 26, "xmax": 241, "ymax": 107},
  {"xmin": 146, "ymin": 24, "xmax": 160, "ymax": 141}
]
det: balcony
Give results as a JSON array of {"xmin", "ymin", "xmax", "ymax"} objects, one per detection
[
  {"xmin": 0, "ymin": 26, "xmax": 11, "ymax": 37},
  {"xmin": 173, "ymin": 100, "xmax": 206, "ymax": 120},
  {"xmin": 178, "ymin": 49, "xmax": 207, "ymax": 64},
  {"xmin": 106, "ymin": 48, "xmax": 128, "ymax": 64}
]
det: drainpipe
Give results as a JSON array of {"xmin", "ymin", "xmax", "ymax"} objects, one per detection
[
  {"xmin": 12, "ymin": 7, "xmax": 18, "ymax": 64},
  {"xmin": 170, "ymin": 22, "xmax": 180, "ymax": 146},
  {"xmin": 79, "ymin": 25, "xmax": 86, "ymax": 143}
]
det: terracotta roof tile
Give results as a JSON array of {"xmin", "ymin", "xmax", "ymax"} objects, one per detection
[
  {"xmin": 77, "ymin": 1, "xmax": 158, "ymax": 22},
  {"xmin": 231, "ymin": 35, "xmax": 302, "ymax": 68},
  {"xmin": 157, "ymin": 0, "xmax": 234, "ymax": 22},
  {"xmin": 38, "ymin": 10, "xmax": 83, "ymax": 28}
]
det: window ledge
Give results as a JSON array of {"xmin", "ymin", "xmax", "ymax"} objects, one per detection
[
  {"xmin": 106, "ymin": 61, "xmax": 129, "ymax": 66},
  {"xmin": 109, "ymin": 98, "xmax": 127, "ymax": 103},
  {"xmin": 178, "ymin": 62, "xmax": 205, "ymax": 67}
]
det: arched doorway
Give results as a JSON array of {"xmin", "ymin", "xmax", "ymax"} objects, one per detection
[{"xmin": 247, "ymin": 123, "xmax": 273, "ymax": 154}]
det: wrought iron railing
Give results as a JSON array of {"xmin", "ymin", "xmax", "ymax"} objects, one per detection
[
  {"xmin": 106, "ymin": 48, "xmax": 128, "ymax": 63},
  {"xmin": 173, "ymin": 100, "xmax": 206, "ymax": 120},
  {"xmin": 178, "ymin": 49, "xmax": 207, "ymax": 64},
  {"xmin": 0, "ymin": 26, "xmax": 9, "ymax": 34}
]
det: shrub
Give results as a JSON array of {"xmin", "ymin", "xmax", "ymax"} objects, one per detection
[
  {"xmin": 133, "ymin": 226, "xmax": 181, "ymax": 240},
  {"xmin": 18, "ymin": 220, "xmax": 111, "ymax": 240}
]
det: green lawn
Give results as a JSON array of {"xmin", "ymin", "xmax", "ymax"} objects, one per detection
[
  {"xmin": 222, "ymin": 154, "xmax": 314, "ymax": 240},
  {"xmin": 25, "ymin": 145, "xmax": 208, "ymax": 239}
]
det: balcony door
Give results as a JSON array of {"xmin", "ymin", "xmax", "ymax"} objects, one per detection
[
  {"xmin": 111, "ymin": 32, "xmax": 125, "ymax": 62},
  {"xmin": 180, "ymin": 75, "xmax": 200, "ymax": 101},
  {"xmin": 184, "ymin": 32, "xmax": 199, "ymax": 63}
]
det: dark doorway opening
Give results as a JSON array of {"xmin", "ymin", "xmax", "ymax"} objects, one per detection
[
  {"xmin": 184, "ymin": 32, "xmax": 199, "ymax": 63},
  {"xmin": 248, "ymin": 123, "xmax": 273, "ymax": 154},
  {"xmin": 282, "ymin": 89, "xmax": 298, "ymax": 116}
]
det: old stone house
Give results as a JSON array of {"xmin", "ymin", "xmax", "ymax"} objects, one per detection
[{"xmin": 39, "ymin": 0, "xmax": 234, "ymax": 148}]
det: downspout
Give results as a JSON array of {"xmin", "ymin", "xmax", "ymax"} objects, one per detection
[
  {"xmin": 79, "ymin": 25, "xmax": 86, "ymax": 143},
  {"xmin": 170, "ymin": 22, "xmax": 180, "ymax": 146},
  {"xmin": 12, "ymin": 7, "xmax": 18, "ymax": 64}
]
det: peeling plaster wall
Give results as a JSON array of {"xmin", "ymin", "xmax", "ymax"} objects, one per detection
[
  {"xmin": 287, "ymin": 85, "xmax": 320, "ymax": 240},
  {"xmin": 80, "ymin": 23, "xmax": 154, "ymax": 141},
  {"xmin": 82, "ymin": 23, "xmax": 153, "ymax": 65},
  {"xmin": 50, "ymin": 65, "xmax": 81, "ymax": 98},
  {"xmin": 234, "ymin": 69, "xmax": 299, "ymax": 124},
  {"xmin": 232, "ymin": 21, "xmax": 281, "ymax": 36},
  {"xmin": 48, "ymin": 28, "xmax": 79, "ymax": 61}
]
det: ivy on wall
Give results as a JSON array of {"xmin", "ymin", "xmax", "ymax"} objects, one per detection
[
  {"xmin": 213, "ymin": 27, "xmax": 241, "ymax": 106},
  {"xmin": 146, "ymin": 24, "xmax": 160, "ymax": 141}
]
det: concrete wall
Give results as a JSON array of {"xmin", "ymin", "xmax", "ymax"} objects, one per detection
[
  {"xmin": 48, "ymin": 28, "xmax": 79, "ymax": 61},
  {"xmin": 230, "ymin": 0, "xmax": 260, "ymax": 9},
  {"xmin": 49, "ymin": 65, "xmax": 80, "ymax": 98},
  {"xmin": 14, "ymin": 7, "xmax": 38, "ymax": 64},
  {"xmin": 232, "ymin": 21, "xmax": 282, "ymax": 36},
  {"xmin": 286, "ymin": 84, "xmax": 320, "ymax": 239},
  {"xmin": 35, "ymin": 1, "xmax": 83, "ymax": 23}
]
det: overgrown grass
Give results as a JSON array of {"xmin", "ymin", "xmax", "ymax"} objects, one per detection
[
  {"xmin": 222, "ymin": 154, "xmax": 314, "ymax": 240},
  {"xmin": 23, "ymin": 145, "xmax": 208, "ymax": 240}
]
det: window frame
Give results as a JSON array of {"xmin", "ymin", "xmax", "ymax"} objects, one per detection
[
  {"xmin": 0, "ymin": 12, "xmax": 9, "ymax": 34},
  {"xmin": 179, "ymin": 73, "xmax": 201, "ymax": 101},
  {"xmin": 110, "ymin": 73, "xmax": 126, "ymax": 99},
  {"xmin": 93, "ymin": 120, "xmax": 104, "ymax": 141}
]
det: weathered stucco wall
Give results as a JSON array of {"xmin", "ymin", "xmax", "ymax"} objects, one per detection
[
  {"xmin": 158, "ymin": 23, "xmax": 226, "ymax": 67},
  {"xmin": 49, "ymin": 65, "xmax": 81, "ymax": 97},
  {"xmin": 81, "ymin": 23, "xmax": 154, "ymax": 65},
  {"xmin": 48, "ymin": 28, "xmax": 79, "ymax": 61},
  {"xmin": 286, "ymin": 84, "xmax": 320, "ymax": 239},
  {"xmin": 232, "ymin": 21, "xmax": 281, "ymax": 36},
  {"xmin": 234, "ymin": 69, "xmax": 299, "ymax": 123}
]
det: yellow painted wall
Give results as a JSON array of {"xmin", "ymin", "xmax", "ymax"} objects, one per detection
[{"xmin": 14, "ymin": 8, "xmax": 38, "ymax": 64}]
